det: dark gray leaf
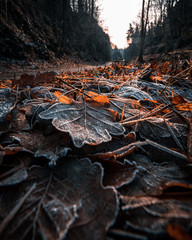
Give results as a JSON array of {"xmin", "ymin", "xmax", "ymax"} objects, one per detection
[
  {"xmin": 119, "ymin": 154, "xmax": 191, "ymax": 197},
  {"xmin": 0, "ymin": 97, "xmax": 15, "ymax": 135},
  {"xmin": 39, "ymin": 102, "xmax": 125, "ymax": 148},
  {"xmin": 0, "ymin": 158, "xmax": 118, "ymax": 240},
  {"xmin": 0, "ymin": 167, "xmax": 28, "ymax": 187},
  {"xmin": 120, "ymin": 195, "xmax": 192, "ymax": 235},
  {"xmin": 114, "ymin": 86, "xmax": 153, "ymax": 100},
  {"xmin": 10, "ymin": 131, "xmax": 71, "ymax": 166}
]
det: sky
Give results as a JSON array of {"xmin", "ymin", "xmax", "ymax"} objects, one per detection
[{"xmin": 98, "ymin": 0, "xmax": 142, "ymax": 49}]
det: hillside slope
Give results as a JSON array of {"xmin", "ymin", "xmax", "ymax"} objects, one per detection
[{"xmin": 0, "ymin": 0, "xmax": 111, "ymax": 62}]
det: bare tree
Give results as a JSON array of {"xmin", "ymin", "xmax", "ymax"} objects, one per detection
[
  {"xmin": 138, "ymin": 0, "xmax": 151, "ymax": 63},
  {"xmin": 91, "ymin": 0, "xmax": 94, "ymax": 17}
]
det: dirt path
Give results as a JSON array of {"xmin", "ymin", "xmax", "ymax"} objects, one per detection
[{"xmin": 0, "ymin": 61, "xmax": 112, "ymax": 80}]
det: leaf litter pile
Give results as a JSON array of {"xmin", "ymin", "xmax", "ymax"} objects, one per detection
[{"xmin": 0, "ymin": 60, "xmax": 192, "ymax": 240}]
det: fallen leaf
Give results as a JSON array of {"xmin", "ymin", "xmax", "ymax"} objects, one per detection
[
  {"xmin": 39, "ymin": 101, "xmax": 125, "ymax": 148},
  {"xmin": 119, "ymin": 154, "xmax": 191, "ymax": 197},
  {"xmin": 0, "ymin": 166, "xmax": 28, "ymax": 187},
  {"xmin": 18, "ymin": 73, "xmax": 35, "ymax": 87},
  {"xmin": 0, "ymin": 97, "xmax": 15, "ymax": 136},
  {"xmin": 114, "ymin": 86, "xmax": 153, "ymax": 100},
  {"xmin": 0, "ymin": 158, "xmax": 118, "ymax": 240},
  {"xmin": 54, "ymin": 91, "xmax": 72, "ymax": 104},
  {"xmin": 167, "ymin": 224, "xmax": 192, "ymax": 240},
  {"xmin": 150, "ymin": 76, "xmax": 164, "ymax": 82},
  {"xmin": 171, "ymin": 95, "xmax": 187, "ymax": 104},
  {"xmin": 120, "ymin": 195, "xmax": 192, "ymax": 235},
  {"xmin": 86, "ymin": 94, "xmax": 110, "ymax": 107},
  {"xmin": 175, "ymin": 103, "xmax": 192, "ymax": 111},
  {"xmin": 10, "ymin": 131, "xmax": 71, "ymax": 166}
]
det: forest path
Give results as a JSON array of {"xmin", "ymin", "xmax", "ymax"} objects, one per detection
[{"xmin": 0, "ymin": 61, "xmax": 112, "ymax": 81}]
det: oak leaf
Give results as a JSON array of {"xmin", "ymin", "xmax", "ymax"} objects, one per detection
[
  {"xmin": 0, "ymin": 158, "xmax": 118, "ymax": 240},
  {"xmin": 39, "ymin": 101, "xmax": 125, "ymax": 148}
]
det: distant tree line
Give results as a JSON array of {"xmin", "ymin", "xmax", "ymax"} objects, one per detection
[{"xmin": 125, "ymin": 0, "xmax": 192, "ymax": 62}]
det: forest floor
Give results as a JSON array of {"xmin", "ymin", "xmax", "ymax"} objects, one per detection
[
  {"xmin": 0, "ymin": 58, "xmax": 110, "ymax": 81},
  {"xmin": 0, "ymin": 54, "xmax": 192, "ymax": 240}
]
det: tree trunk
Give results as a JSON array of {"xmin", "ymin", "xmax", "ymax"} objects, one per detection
[
  {"xmin": 91, "ymin": 0, "xmax": 94, "ymax": 17},
  {"xmin": 138, "ymin": 0, "xmax": 145, "ymax": 63},
  {"xmin": 138, "ymin": 0, "xmax": 151, "ymax": 63},
  {"xmin": 78, "ymin": 0, "xmax": 84, "ymax": 14}
]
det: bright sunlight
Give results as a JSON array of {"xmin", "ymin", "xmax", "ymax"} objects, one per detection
[{"xmin": 99, "ymin": 0, "xmax": 142, "ymax": 48}]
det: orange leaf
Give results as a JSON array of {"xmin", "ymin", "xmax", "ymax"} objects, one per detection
[
  {"xmin": 86, "ymin": 91, "xmax": 99, "ymax": 98},
  {"xmin": 150, "ymin": 76, "xmax": 164, "ymax": 82},
  {"xmin": 92, "ymin": 95, "xmax": 110, "ymax": 106},
  {"xmin": 171, "ymin": 95, "xmax": 187, "ymax": 104},
  {"xmin": 54, "ymin": 91, "xmax": 72, "ymax": 104},
  {"xmin": 86, "ymin": 94, "xmax": 110, "ymax": 107},
  {"xmin": 167, "ymin": 224, "xmax": 192, "ymax": 240},
  {"xmin": 175, "ymin": 103, "xmax": 192, "ymax": 111},
  {"xmin": 161, "ymin": 62, "xmax": 171, "ymax": 73},
  {"xmin": 162, "ymin": 109, "xmax": 170, "ymax": 114}
]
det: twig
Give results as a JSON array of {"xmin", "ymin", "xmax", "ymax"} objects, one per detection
[
  {"xmin": 160, "ymin": 66, "xmax": 192, "ymax": 94},
  {"xmin": 32, "ymin": 171, "xmax": 53, "ymax": 240},
  {"xmin": 0, "ymin": 163, "xmax": 24, "ymax": 180},
  {"xmin": 121, "ymin": 104, "xmax": 169, "ymax": 124},
  {"xmin": 57, "ymin": 76, "xmax": 92, "ymax": 98},
  {"xmin": 121, "ymin": 103, "xmax": 125, "ymax": 122},
  {"xmin": 121, "ymin": 116, "xmax": 156, "ymax": 125},
  {"xmin": 164, "ymin": 119, "xmax": 185, "ymax": 152},
  {"xmin": 108, "ymin": 228, "xmax": 147, "ymax": 240},
  {"xmin": 98, "ymin": 139, "xmax": 190, "ymax": 161},
  {"xmin": 187, "ymin": 116, "xmax": 192, "ymax": 157},
  {"xmin": 146, "ymin": 139, "xmax": 189, "ymax": 161},
  {"xmin": 0, "ymin": 183, "xmax": 36, "ymax": 235}
]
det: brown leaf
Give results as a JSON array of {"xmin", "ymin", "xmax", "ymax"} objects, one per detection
[
  {"xmin": 34, "ymin": 71, "xmax": 58, "ymax": 84},
  {"xmin": 167, "ymin": 224, "xmax": 192, "ymax": 240},
  {"xmin": 19, "ymin": 73, "xmax": 35, "ymax": 87},
  {"xmin": 171, "ymin": 95, "xmax": 187, "ymax": 105}
]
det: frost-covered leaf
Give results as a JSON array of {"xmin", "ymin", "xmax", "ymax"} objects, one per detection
[
  {"xmin": 0, "ymin": 94, "xmax": 15, "ymax": 135},
  {"xmin": 114, "ymin": 86, "xmax": 153, "ymax": 100},
  {"xmin": 109, "ymin": 97, "xmax": 146, "ymax": 119},
  {"xmin": 11, "ymin": 108, "xmax": 31, "ymax": 131},
  {"xmin": 0, "ymin": 88, "xmax": 11, "ymax": 100},
  {"xmin": 119, "ymin": 154, "xmax": 192, "ymax": 197},
  {"xmin": 39, "ymin": 101, "xmax": 125, "ymax": 148},
  {"xmin": 98, "ymin": 159, "xmax": 138, "ymax": 188},
  {"xmin": 0, "ymin": 99, "xmax": 14, "ymax": 121},
  {"xmin": 138, "ymin": 118, "xmax": 188, "ymax": 148},
  {"xmin": 0, "ymin": 158, "xmax": 118, "ymax": 240},
  {"xmin": 120, "ymin": 195, "xmax": 192, "ymax": 235},
  {"xmin": 31, "ymin": 86, "xmax": 57, "ymax": 100},
  {"xmin": 0, "ymin": 166, "xmax": 28, "ymax": 187},
  {"xmin": 15, "ymin": 101, "xmax": 52, "ymax": 129},
  {"xmin": 20, "ymin": 86, "xmax": 56, "ymax": 101},
  {"xmin": 10, "ymin": 131, "xmax": 71, "ymax": 166}
]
